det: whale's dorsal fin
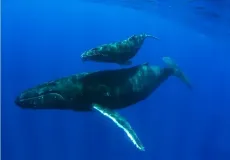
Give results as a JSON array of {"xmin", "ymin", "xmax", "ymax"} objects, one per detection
[{"xmin": 92, "ymin": 104, "xmax": 145, "ymax": 151}]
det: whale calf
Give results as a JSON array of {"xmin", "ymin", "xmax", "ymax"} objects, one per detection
[
  {"xmin": 80, "ymin": 33, "xmax": 159, "ymax": 65},
  {"xmin": 15, "ymin": 57, "xmax": 191, "ymax": 151}
]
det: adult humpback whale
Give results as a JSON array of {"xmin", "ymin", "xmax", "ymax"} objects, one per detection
[
  {"xmin": 15, "ymin": 57, "xmax": 192, "ymax": 151},
  {"xmin": 80, "ymin": 33, "xmax": 159, "ymax": 65}
]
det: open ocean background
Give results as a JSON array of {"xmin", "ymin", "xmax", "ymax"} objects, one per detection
[{"xmin": 2, "ymin": 0, "xmax": 230, "ymax": 160}]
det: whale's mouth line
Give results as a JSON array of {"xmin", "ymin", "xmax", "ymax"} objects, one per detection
[{"xmin": 20, "ymin": 92, "xmax": 65, "ymax": 102}]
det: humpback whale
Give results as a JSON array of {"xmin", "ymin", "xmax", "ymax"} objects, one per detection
[
  {"xmin": 15, "ymin": 57, "xmax": 192, "ymax": 151},
  {"xmin": 80, "ymin": 33, "xmax": 159, "ymax": 65}
]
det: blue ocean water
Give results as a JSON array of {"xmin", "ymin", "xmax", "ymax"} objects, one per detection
[{"xmin": 2, "ymin": 0, "xmax": 230, "ymax": 160}]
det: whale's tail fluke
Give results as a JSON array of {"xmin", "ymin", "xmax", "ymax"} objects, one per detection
[{"xmin": 162, "ymin": 57, "xmax": 192, "ymax": 90}]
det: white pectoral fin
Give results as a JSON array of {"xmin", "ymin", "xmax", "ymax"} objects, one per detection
[{"xmin": 92, "ymin": 104, "xmax": 145, "ymax": 151}]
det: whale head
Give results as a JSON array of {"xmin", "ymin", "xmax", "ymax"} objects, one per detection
[{"xmin": 14, "ymin": 81, "xmax": 68, "ymax": 110}]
